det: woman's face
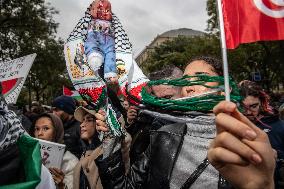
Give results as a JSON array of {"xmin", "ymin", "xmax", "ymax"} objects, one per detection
[
  {"xmin": 34, "ymin": 117, "xmax": 55, "ymax": 142},
  {"xmin": 181, "ymin": 60, "xmax": 219, "ymax": 97},
  {"xmin": 80, "ymin": 113, "xmax": 96, "ymax": 143}
]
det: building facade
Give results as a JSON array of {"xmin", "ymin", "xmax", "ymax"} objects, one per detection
[{"xmin": 135, "ymin": 28, "xmax": 204, "ymax": 66}]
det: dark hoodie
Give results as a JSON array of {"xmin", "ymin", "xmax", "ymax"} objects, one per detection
[{"xmin": 255, "ymin": 114, "xmax": 284, "ymax": 188}]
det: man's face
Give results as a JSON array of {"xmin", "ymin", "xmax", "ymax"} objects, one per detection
[
  {"xmin": 151, "ymin": 85, "xmax": 181, "ymax": 99},
  {"xmin": 52, "ymin": 107, "xmax": 70, "ymax": 123},
  {"xmin": 181, "ymin": 60, "xmax": 219, "ymax": 98},
  {"xmin": 242, "ymin": 95, "xmax": 261, "ymax": 121}
]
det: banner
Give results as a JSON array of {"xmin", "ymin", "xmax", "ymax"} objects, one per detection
[
  {"xmin": 222, "ymin": 0, "xmax": 284, "ymax": 49},
  {"xmin": 0, "ymin": 54, "xmax": 36, "ymax": 104},
  {"xmin": 64, "ymin": 3, "xmax": 148, "ymax": 104}
]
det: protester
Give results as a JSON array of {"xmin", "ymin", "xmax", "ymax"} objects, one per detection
[
  {"xmin": 0, "ymin": 91, "xmax": 56, "ymax": 189},
  {"xmin": 8, "ymin": 103, "xmax": 32, "ymax": 132},
  {"xmin": 72, "ymin": 106, "xmax": 105, "ymax": 189},
  {"xmin": 148, "ymin": 64, "xmax": 183, "ymax": 99},
  {"xmin": 126, "ymin": 65, "xmax": 183, "ymax": 125},
  {"xmin": 31, "ymin": 113, "xmax": 79, "ymax": 189},
  {"xmin": 72, "ymin": 104, "xmax": 132, "ymax": 189},
  {"xmin": 93, "ymin": 56, "xmax": 275, "ymax": 189},
  {"xmin": 52, "ymin": 95, "xmax": 82, "ymax": 158},
  {"xmin": 125, "ymin": 65, "xmax": 183, "ymax": 164},
  {"xmin": 239, "ymin": 80, "xmax": 284, "ymax": 187}
]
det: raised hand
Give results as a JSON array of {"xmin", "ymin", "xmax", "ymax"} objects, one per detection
[
  {"xmin": 208, "ymin": 101, "xmax": 276, "ymax": 189},
  {"xmin": 95, "ymin": 109, "xmax": 109, "ymax": 132},
  {"xmin": 126, "ymin": 106, "xmax": 138, "ymax": 125}
]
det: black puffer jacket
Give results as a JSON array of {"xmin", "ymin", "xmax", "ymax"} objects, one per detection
[
  {"xmin": 96, "ymin": 123, "xmax": 233, "ymax": 189},
  {"xmin": 63, "ymin": 117, "xmax": 82, "ymax": 159}
]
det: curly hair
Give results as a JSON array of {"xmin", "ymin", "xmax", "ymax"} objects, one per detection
[{"xmin": 238, "ymin": 80, "xmax": 273, "ymax": 115}]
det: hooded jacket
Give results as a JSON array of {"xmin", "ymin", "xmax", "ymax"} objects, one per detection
[{"xmin": 31, "ymin": 113, "xmax": 79, "ymax": 189}]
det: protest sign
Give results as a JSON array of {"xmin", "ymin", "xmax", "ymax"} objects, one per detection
[
  {"xmin": 0, "ymin": 54, "xmax": 36, "ymax": 104},
  {"xmin": 35, "ymin": 138, "xmax": 66, "ymax": 169}
]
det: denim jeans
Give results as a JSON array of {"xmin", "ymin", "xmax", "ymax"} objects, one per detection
[{"xmin": 85, "ymin": 30, "xmax": 117, "ymax": 78}]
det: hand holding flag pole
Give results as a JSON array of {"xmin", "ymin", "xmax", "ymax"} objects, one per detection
[{"xmin": 217, "ymin": 0, "xmax": 231, "ymax": 101}]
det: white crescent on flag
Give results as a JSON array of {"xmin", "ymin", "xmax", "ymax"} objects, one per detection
[{"xmin": 253, "ymin": 0, "xmax": 284, "ymax": 18}]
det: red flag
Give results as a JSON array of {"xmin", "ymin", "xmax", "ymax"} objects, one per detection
[{"xmin": 222, "ymin": 0, "xmax": 284, "ymax": 49}]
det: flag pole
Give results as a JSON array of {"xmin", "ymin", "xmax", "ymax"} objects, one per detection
[{"xmin": 217, "ymin": 0, "xmax": 231, "ymax": 101}]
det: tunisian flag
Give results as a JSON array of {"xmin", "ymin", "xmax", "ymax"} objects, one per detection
[{"xmin": 222, "ymin": 0, "xmax": 284, "ymax": 49}]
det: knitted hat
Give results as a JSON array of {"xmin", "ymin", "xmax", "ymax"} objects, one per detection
[{"xmin": 52, "ymin": 95, "xmax": 76, "ymax": 115}]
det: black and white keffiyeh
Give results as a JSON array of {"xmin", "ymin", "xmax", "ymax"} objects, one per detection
[
  {"xmin": 67, "ymin": 5, "xmax": 132, "ymax": 53},
  {"xmin": 0, "ymin": 96, "xmax": 25, "ymax": 151}
]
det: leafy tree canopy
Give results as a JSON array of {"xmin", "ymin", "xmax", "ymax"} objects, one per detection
[{"xmin": 0, "ymin": 0, "xmax": 70, "ymax": 105}]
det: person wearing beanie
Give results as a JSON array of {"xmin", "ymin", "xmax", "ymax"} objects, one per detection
[
  {"xmin": 31, "ymin": 113, "xmax": 79, "ymax": 189},
  {"xmin": 52, "ymin": 95, "xmax": 82, "ymax": 158}
]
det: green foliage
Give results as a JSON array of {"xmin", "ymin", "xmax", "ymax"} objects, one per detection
[
  {"xmin": 206, "ymin": 0, "xmax": 218, "ymax": 34},
  {"xmin": 142, "ymin": 35, "xmax": 221, "ymax": 73},
  {"xmin": 205, "ymin": 0, "xmax": 284, "ymax": 91},
  {"xmin": 0, "ymin": 0, "xmax": 70, "ymax": 105},
  {"xmin": 141, "ymin": 34, "xmax": 284, "ymax": 92},
  {"xmin": 142, "ymin": 1, "xmax": 284, "ymax": 92}
]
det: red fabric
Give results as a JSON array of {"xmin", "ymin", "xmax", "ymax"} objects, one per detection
[
  {"xmin": 78, "ymin": 86, "xmax": 105, "ymax": 103},
  {"xmin": 222, "ymin": 0, "xmax": 284, "ymax": 49},
  {"xmin": 63, "ymin": 86, "xmax": 73, "ymax": 96},
  {"xmin": 1, "ymin": 79, "xmax": 18, "ymax": 95}
]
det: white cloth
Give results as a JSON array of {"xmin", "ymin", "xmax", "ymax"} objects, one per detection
[
  {"xmin": 62, "ymin": 150, "xmax": 79, "ymax": 189},
  {"xmin": 36, "ymin": 165, "xmax": 56, "ymax": 189}
]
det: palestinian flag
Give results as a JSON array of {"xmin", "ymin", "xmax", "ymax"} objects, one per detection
[
  {"xmin": 63, "ymin": 86, "xmax": 82, "ymax": 100},
  {"xmin": 0, "ymin": 135, "xmax": 42, "ymax": 189}
]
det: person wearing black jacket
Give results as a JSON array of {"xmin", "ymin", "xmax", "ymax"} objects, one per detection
[
  {"xmin": 52, "ymin": 95, "xmax": 82, "ymax": 158},
  {"xmin": 94, "ymin": 56, "xmax": 276, "ymax": 189},
  {"xmin": 239, "ymin": 80, "xmax": 284, "ymax": 188},
  {"xmin": 125, "ymin": 65, "xmax": 183, "ymax": 164}
]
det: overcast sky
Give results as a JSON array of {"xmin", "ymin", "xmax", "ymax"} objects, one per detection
[{"xmin": 46, "ymin": 0, "xmax": 209, "ymax": 56}]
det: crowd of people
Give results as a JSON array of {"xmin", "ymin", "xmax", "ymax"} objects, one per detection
[{"xmin": 0, "ymin": 56, "xmax": 284, "ymax": 189}]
